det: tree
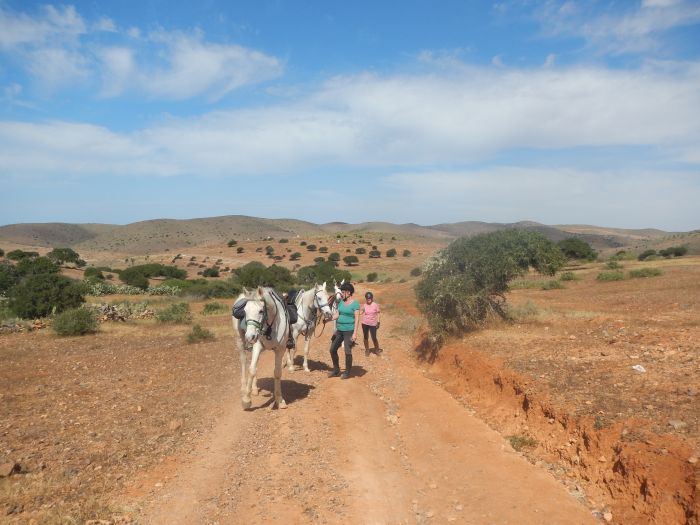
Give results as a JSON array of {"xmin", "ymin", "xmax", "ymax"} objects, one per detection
[
  {"xmin": 416, "ymin": 229, "xmax": 565, "ymax": 340},
  {"xmin": 290, "ymin": 252, "xmax": 302, "ymax": 261},
  {"xmin": 296, "ymin": 261, "xmax": 351, "ymax": 289},
  {"xmin": 202, "ymin": 267, "xmax": 220, "ymax": 277},
  {"xmin": 403, "ymin": 249, "xmax": 412, "ymax": 257},
  {"xmin": 16, "ymin": 256, "xmax": 60, "ymax": 276},
  {"xmin": 557, "ymin": 238, "xmax": 597, "ymax": 261},
  {"xmin": 8, "ymin": 273, "xmax": 85, "ymax": 319},
  {"xmin": 369, "ymin": 250, "xmax": 381, "ymax": 258},
  {"xmin": 343, "ymin": 255, "xmax": 359, "ymax": 266},
  {"xmin": 227, "ymin": 239, "xmax": 238, "ymax": 247},
  {"xmin": 355, "ymin": 247, "xmax": 366, "ymax": 255},
  {"xmin": 328, "ymin": 252, "xmax": 341, "ymax": 263},
  {"xmin": 367, "ymin": 272, "xmax": 378, "ymax": 282},
  {"xmin": 306, "ymin": 244, "xmax": 317, "ymax": 251},
  {"xmin": 6, "ymin": 250, "xmax": 39, "ymax": 261},
  {"xmin": 0, "ymin": 248, "xmax": 4, "ymax": 257},
  {"xmin": 236, "ymin": 247, "xmax": 244, "ymax": 254},
  {"xmin": 319, "ymin": 246, "xmax": 328, "ymax": 253},
  {"xmin": 386, "ymin": 248, "xmax": 397, "ymax": 257},
  {"xmin": 47, "ymin": 247, "xmax": 83, "ymax": 266},
  {"xmin": 638, "ymin": 249, "xmax": 657, "ymax": 261},
  {"xmin": 0, "ymin": 261, "xmax": 20, "ymax": 295}
]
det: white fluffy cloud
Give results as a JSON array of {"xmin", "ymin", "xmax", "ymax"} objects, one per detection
[{"xmin": 1, "ymin": 60, "xmax": 699, "ymax": 178}]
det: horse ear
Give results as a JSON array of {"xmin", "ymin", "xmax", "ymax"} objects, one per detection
[
  {"xmin": 321, "ymin": 281, "xmax": 326, "ymax": 290},
  {"xmin": 257, "ymin": 286, "xmax": 264, "ymax": 296}
]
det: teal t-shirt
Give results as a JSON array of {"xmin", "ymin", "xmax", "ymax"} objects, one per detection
[{"xmin": 336, "ymin": 299, "xmax": 359, "ymax": 331}]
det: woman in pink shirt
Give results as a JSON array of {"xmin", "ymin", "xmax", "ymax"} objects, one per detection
[{"xmin": 360, "ymin": 291, "xmax": 381, "ymax": 355}]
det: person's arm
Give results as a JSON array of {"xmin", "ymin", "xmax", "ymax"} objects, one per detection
[
  {"xmin": 376, "ymin": 304, "xmax": 381, "ymax": 328},
  {"xmin": 352, "ymin": 307, "xmax": 360, "ymax": 341}
]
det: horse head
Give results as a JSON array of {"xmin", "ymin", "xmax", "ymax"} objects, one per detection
[
  {"xmin": 313, "ymin": 282, "xmax": 333, "ymax": 321},
  {"xmin": 243, "ymin": 289, "xmax": 266, "ymax": 343}
]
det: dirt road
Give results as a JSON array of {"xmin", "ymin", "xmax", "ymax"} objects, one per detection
[{"xmin": 133, "ymin": 310, "xmax": 595, "ymax": 524}]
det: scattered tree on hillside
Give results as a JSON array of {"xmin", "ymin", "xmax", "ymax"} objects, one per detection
[
  {"xmin": 290, "ymin": 252, "xmax": 301, "ymax": 261},
  {"xmin": 227, "ymin": 240, "xmax": 238, "ymax": 247},
  {"xmin": 659, "ymin": 245, "xmax": 688, "ymax": 257},
  {"xmin": 343, "ymin": 255, "xmax": 359, "ymax": 266},
  {"xmin": 416, "ymin": 229, "xmax": 565, "ymax": 341},
  {"xmin": 557, "ymin": 238, "xmax": 597, "ymax": 261},
  {"xmin": 6, "ymin": 250, "xmax": 39, "ymax": 261},
  {"xmin": 403, "ymin": 249, "xmax": 412, "ymax": 257},
  {"xmin": 369, "ymin": 250, "xmax": 381, "ymax": 258},
  {"xmin": 8, "ymin": 273, "xmax": 85, "ymax": 319},
  {"xmin": 355, "ymin": 247, "xmax": 366, "ymax": 255},
  {"xmin": 638, "ymin": 249, "xmax": 657, "ymax": 261},
  {"xmin": 296, "ymin": 261, "xmax": 351, "ymax": 289},
  {"xmin": 47, "ymin": 247, "xmax": 85, "ymax": 267},
  {"xmin": 386, "ymin": 248, "xmax": 397, "ymax": 257}
]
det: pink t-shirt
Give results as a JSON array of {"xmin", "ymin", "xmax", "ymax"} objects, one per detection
[{"xmin": 361, "ymin": 302, "xmax": 380, "ymax": 326}]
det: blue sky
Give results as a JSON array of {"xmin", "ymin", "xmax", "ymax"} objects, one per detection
[{"xmin": 1, "ymin": 0, "xmax": 699, "ymax": 230}]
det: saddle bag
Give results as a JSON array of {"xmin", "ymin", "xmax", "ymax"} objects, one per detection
[{"xmin": 232, "ymin": 298, "xmax": 247, "ymax": 320}]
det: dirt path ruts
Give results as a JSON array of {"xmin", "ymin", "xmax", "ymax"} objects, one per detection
[{"xmin": 133, "ymin": 309, "xmax": 595, "ymax": 524}]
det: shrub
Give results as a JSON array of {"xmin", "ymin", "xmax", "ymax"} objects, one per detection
[
  {"xmin": 605, "ymin": 261, "xmax": 623, "ymax": 270},
  {"xmin": 279, "ymin": 238, "xmax": 289, "ymax": 243},
  {"xmin": 187, "ymin": 324, "xmax": 215, "ymax": 343},
  {"xmin": 559, "ymin": 271, "xmax": 578, "ymax": 281},
  {"xmin": 236, "ymin": 247, "xmax": 244, "ymax": 254},
  {"xmin": 416, "ymin": 229, "xmax": 565, "ymax": 338},
  {"xmin": 232, "ymin": 262, "xmax": 294, "ymax": 290},
  {"xmin": 386, "ymin": 248, "xmax": 397, "ymax": 257},
  {"xmin": 369, "ymin": 250, "xmax": 381, "ymax": 258},
  {"xmin": 156, "ymin": 302, "xmax": 192, "ymax": 323},
  {"xmin": 343, "ymin": 255, "xmax": 359, "ymax": 266},
  {"xmin": 6, "ymin": 250, "xmax": 39, "ymax": 261},
  {"xmin": 541, "ymin": 280, "xmax": 564, "ymax": 290},
  {"xmin": 52, "ymin": 308, "xmax": 98, "ymax": 336},
  {"xmin": 306, "ymin": 244, "xmax": 317, "ymax": 251},
  {"xmin": 300, "ymin": 241, "xmax": 307, "ymax": 246},
  {"xmin": 629, "ymin": 268, "xmax": 662, "ymax": 278},
  {"xmin": 557, "ymin": 238, "xmax": 597, "ymax": 261},
  {"xmin": 8, "ymin": 274, "xmax": 85, "ymax": 319},
  {"xmin": 505, "ymin": 300, "xmax": 541, "ymax": 322},
  {"xmin": 16, "ymin": 256, "xmax": 60, "ymax": 276},
  {"xmin": 296, "ymin": 261, "xmax": 351, "ymax": 289},
  {"xmin": 202, "ymin": 302, "xmax": 228, "ymax": 315},
  {"xmin": 0, "ymin": 261, "xmax": 21, "ymax": 295},
  {"xmin": 0, "ymin": 248, "xmax": 4, "ymax": 257},
  {"xmin": 290, "ymin": 252, "xmax": 301, "ymax": 261},
  {"xmin": 328, "ymin": 252, "xmax": 341, "ymax": 263},
  {"xmin": 596, "ymin": 270, "xmax": 625, "ymax": 281},
  {"xmin": 355, "ymin": 247, "xmax": 366, "ymax": 255},
  {"xmin": 227, "ymin": 239, "xmax": 238, "ymax": 247},
  {"xmin": 180, "ymin": 279, "xmax": 240, "ymax": 299},
  {"xmin": 659, "ymin": 245, "xmax": 688, "ymax": 257},
  {"xmin": 403, "ymin": 249, "xmax": 412, "ymax": 257},
  {"xmin": 507, "ymin": 435, "xmax": 538, "ymax": 451},
  {"xmin": 46, "ymin": 248, "xmax": 82, "ymax": 266},
  {"xmin": 202, "ymin": 267, "xmax": 220, "ymax": 278},
  {"xmin": 410, "ymin": 267, "xmax": 422, "ymax": 277},
  {"xmin": 84, "ymin": 267, "xmax": 105, "ymax": 281},
  {"xmin": 367, "ymin": 272, "xmax": 378, "ymax": 282},
  {"xmin": 638, "ymin": 249, "xmax": 657, "ymax": 261},
  {"xmin": 319, "ymin": 246, "xmax": 328, "ymax": 253},
  {"xmin": 265, "ymin": 245, "xmax": 275, "ymax": 255}
]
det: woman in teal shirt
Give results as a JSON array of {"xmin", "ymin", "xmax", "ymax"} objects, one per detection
[{"xmin": 328, "ymin": 282, "xmax": 360, "ymax": 379}]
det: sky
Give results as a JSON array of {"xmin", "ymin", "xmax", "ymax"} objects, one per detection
[{"xmin": 1, "ymin": 0, "xmax": 699, "ymax": 231}]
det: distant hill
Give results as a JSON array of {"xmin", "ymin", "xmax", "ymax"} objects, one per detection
[{"xmin": 0, "ymin": 215, "xmax": 691, "ymax": 255}]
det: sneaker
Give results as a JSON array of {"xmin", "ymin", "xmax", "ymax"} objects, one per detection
[{"xmin": 327, "ymin": 369, "xmax": 341, "ymax": 378}]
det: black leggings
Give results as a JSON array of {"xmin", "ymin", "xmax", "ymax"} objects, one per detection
[
  {"xmin": 330, "ymin": 330, "xmax": 353, "ymax": 357},
  {"xmin": 362, "ymin": 323, "xmax": 378, "ymax": 346}
]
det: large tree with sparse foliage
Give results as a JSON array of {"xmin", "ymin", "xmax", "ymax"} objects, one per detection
[{"xmin": 416, "ymin": 229, "xmax": 565, "ymax": 340}]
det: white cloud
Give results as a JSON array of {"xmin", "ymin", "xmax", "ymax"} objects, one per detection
[
  {"xmin": 1, "ymin": 60, "xmax": 699, "ymax": 178},
  {"xmin": 26, "ymin": 47, "xmax": 91, "ymax": 90},
  {"xmin": 97, "ymin": 47, "xmax": 136, "ymax": 97},
  {"xmin": 93, "ymin": 16, "xmax": 117, "ymax": 33},
  {"xmin": 537, "ymin": 0, "xmax": 700, "ymax": 55},
  {"xmin": 0, "ymin": 5, "xmax": 85, "ymax": 49},
  {"xmin": 131, "ymin": 32, "xmax": 284, "ymax": 100}
]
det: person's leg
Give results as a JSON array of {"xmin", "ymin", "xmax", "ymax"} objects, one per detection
[
  {"xmin": 362, "ymin": 323, "xmax": 370, "ymax": 355},
  {"xmin": 369, "ymin": 325, "xmax": 380, "ymax": 353},
  {"xmin": 328, "ymin": 331, "xmax": 343, "ymax": 377},
  {"xmin": 341, "ymin": 331, "xmax": 353, "ymax": 379}
]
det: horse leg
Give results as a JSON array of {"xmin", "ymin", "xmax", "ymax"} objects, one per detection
[
  {"xmin": 302, "ymin": 335, "xmax": 312, "ymax": 372},
  {"xmin": 243, "ymin": 341, "xmax": 262, "ymax": 409},
  {"xmin": 286, "ymin": 328, "xmax": 298, "ymax": 372},
  {"xmin": 272, "ymin": 347, "xmax": 287, "ymax": 409}
]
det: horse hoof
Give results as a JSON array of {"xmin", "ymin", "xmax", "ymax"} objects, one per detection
[
  {"xmin": 279, "ymin": 400, "xmax": 287, "ymax": 409},
  {"xmin": 303, "ymin": 367, "xmax": 310, "ymax": 373},
  {"xmin": 241, "ymin": 399, "xmax": 252, "ymax": 410},
  {"xmin": 251, "ymin": 389, "xmax": 259, "ymax": 397}
]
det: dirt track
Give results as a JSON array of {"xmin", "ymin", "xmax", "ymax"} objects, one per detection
[{"xmin": 131, "ymin": 308, "xmax": 594, "ymax": 524}]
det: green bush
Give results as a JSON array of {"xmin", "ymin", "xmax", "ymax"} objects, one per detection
[
  {"xmin": 46, "ymin": 248, "xmax": 83, "ymax": 266},
  {"xmin": 227, "ymin": 239, "xmax": 238, "ymax": 247},
  {"xmin": 232, "ymin": 261, "xmax": 294, "ymax": 290},
  {"xmin": 386, "ymin": 248, "xmax": 397, "ymax": 257},
  {"xmin": 659, "ymin": 245, "xmax": 688, "ymax": 257},
  {"xmin": 0, "ymin": 261, "xmax": 20, "ymax": 295},
  {"xmin": 202, "ymin": 302, "xmax": 228, "ymax": 315},
  {"xmin": 638, "ymin": 249, "xmax": 657, "ymax": 261},
  {"xmin": 355, "ymin": 247, "xmax": 366, "ymax": 255},
  {"xmin": 306, "ymin": 244, "xmax": 317, "ymax": 251},
  {"xmin": 16, "ymin": 256, "xmax": 60, "ymax": 276},
  {"xmin": 314, "ymin": 256, "xmax": 325, "ymax": 263},
  {"xmin": 0, "ymin": 248, "xmax": 4, "ymax": 257},
  {"xmin": 236, "ymin": 247, "xmax": 244, "ymax": 254},
  {"xmin": 541, "ymin": 280, "xmax": 565, "ymax": 290},
  {"xmin": 52, "ymin": 308, "xmax": 98, "ymax": 336},
  {"xmin": 202, "ymin": 267, "xmax": 220, "ymax": 278},
  {"xmin": 156, "ymin": 303, "xmax": 192, "ymax": 323},
  {"xmin": 8, "ymin": 274, "xmax": 85, "ymax": 319},
  {"xmin": 328, "ymin": 252, "xmax": 341, "ymax": 263},
  {"xmin": 410, "ymin": 267, "xmax": 422, "ymax": 277},
  {"xmin": 343, "ymin": 255, "xmax": 359, "ymax": 266},
  {"xmin": 279, "ymin": 238, "xmax": 289, "ymax": 243},
  {"xmin": 403, "ymin": 249, "xmax": 412, "ymax": 257},
  {"xmin": 319, "ymin": 246, "xmax": 328, "ymax": 253},
  {"xmin": 596, "ymin": 270, "xmax": 625, "ymax": 281},
  {"xmin": 629, "ymin": 268, "xmax": 662, "ymax": 278},
  {"xmin": 296, "ymin": 261, "xmax": 351, "ymax": 289},
  {"xmin": 84, "ymin": 267, "xmax": 105, "ymax": 281},
  {"xmin": 557, "ymin": 238, "xmax": 597, "ymax": 261},
  {"xmin": 559, "ymin": 271, "xmax": 578, "ymax": 281},
  {"xmin": 180, "ymin": 279, "xmax": 240, "ymax": 299},
  {"xmin": 6, "ymin": 250, "xmax": 39, "ymax": 261},
  {"xmin": 505, "ymin": 300, "xmax": 541, "ymax": 322},
  {"xmin": 416, "ymin": 229, "xmax": 565, "ymax": 338},
  {"xmin": 367, "ymin": 272, "xmax": 378, "ymax": 282},
  {"xmin": 369, "ymin": 250, "xmax": 381, "ymax": 258},
  {"xmin": 187, "ymin": 324, "xmax": 215, "ymax": 343},
  {"xmin": 290, "ymin": 252, "xmax": 301, "ymax": 261},
  {"xmin": 605, "ymin": 261, "xmax": 623, "ymax": 270}
]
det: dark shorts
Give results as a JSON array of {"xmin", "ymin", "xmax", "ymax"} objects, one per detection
[{"xmin": 362, "ymin": 323, "xmax": 378, "ymax": 341}]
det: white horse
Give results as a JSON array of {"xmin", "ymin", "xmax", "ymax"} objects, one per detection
[
  {"xmin": 285, "ymin": 283, "xmax": 334, "ymax": 372},
  {"xmin": 232, "ymin": 286, "xmax": 290, "ymax": 410}
]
